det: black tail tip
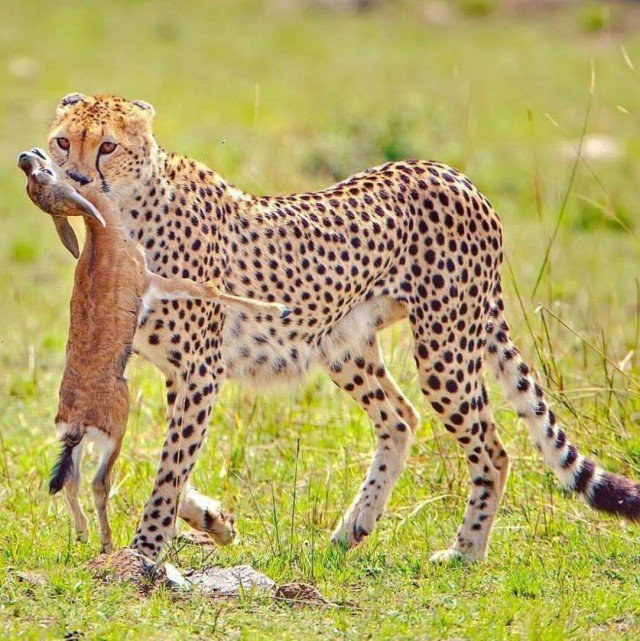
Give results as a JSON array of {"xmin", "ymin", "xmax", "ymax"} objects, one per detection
[
  {"xmin": 588, "ymin": 471, "xmax": 640, "ymax": 521},
  {"xmin": 48, "ymin": 443, "xmax": 75, "ymax": 495},
  {"xmin": 48, "ymin": 475, "xmax": 65, "ymax": 495}
]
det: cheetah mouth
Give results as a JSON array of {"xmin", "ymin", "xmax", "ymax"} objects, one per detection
[{"xmin": 73, "ymin": 178, "xmax": 110, "ymax": 195}]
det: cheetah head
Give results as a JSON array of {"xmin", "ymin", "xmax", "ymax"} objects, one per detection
[{"xmin": 47, "ymin": 93, "xmax": 157, "ymax": 200}]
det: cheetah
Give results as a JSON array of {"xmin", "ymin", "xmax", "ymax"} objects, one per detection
[{"xmin": 32, "ymin": 92, "xmax": 640, "ymax": 563}]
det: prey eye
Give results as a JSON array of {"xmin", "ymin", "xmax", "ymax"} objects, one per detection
[
  {"xmin": 56, "ymin": 137, "xmax": 70, "ymax": 151},
  {"xmin": 99, "ymin": 141, "xmax": 117, "ymax": 155}
]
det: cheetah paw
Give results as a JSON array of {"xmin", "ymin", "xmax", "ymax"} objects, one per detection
[
  {"xmin": 176, "ymin": 530, "xmax": 217, "ymax": 547},
  {"xmin": 201, "ymin": 511, "xmax": 237, "ymax": 546},
  {"xmin": 178, "ymin": 486, "xmax": 237, "ymax": 546},
  {"xmin": 330, "ymin": 505, "xmax": 379, "ymax": 548},
  {"xmin": 429, "ymin": 548, "xmax": 468, "ymax": 564}
]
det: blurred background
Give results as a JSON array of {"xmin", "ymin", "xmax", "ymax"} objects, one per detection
[{"xmin": 0, "ymin": 2, "xmax": 639, "ymax": 638}]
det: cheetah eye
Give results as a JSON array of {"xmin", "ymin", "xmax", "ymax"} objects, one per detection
[
  {"xmin": 99, "ymin": 141, "xmax": 117, "ymax": 155},
  {"xmin": 56, "ymin": 137, "xmax": 70, "ymax": 151}
]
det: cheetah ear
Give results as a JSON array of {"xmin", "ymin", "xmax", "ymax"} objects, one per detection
[
  {"xmin": 132, "ymin": 99, "xmax": 156, "ymax": 121},
  {"xmin": 58, "ymin": 93, "xmax": 86, "ymax": 109}
]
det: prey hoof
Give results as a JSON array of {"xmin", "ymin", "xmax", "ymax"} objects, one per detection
[
  {"xmin": 76, "ymin": 529, "xmax": 89, "ymax": 544},
  {"xmin": 100, "ymin": 542, "xmax": 114, "ymax": 555}
]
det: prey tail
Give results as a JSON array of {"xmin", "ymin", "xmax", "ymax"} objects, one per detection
[
  {"xmin": 485, "ymin": 299, "xmax": 640, "ymax": 520},
  {"xmin": 49, "ymin": 423, "xmax": 85, "ymax": 495}
]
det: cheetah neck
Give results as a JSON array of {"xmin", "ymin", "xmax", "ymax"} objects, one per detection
[{"xmin": 122, "ymin": 147, "xmax": 253, "ymax": 245}]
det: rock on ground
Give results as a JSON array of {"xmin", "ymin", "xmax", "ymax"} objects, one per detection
[{"xmin": 87, "ymin": 548, "xmax": 276, "ymax": 598}]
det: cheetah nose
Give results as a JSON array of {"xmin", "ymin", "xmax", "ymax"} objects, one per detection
[
  {"xmin": 68, "ymin": 171, "xmax": 91, "ymax": 186},
  {"xmin": 18, "ymin": 152, "xmax": 29, "ymax": 161}
]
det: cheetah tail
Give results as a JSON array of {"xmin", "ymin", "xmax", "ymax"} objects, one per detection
[
  {"xmin": 485, "ymin": 300, "xmax": 640, "ymax": 521},
  {"xmin": 49, "ymin": 423, "xmax": 84, "ymax": 495}
]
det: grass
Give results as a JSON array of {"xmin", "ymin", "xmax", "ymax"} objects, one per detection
[{"xmin": 1, "ymin": 0, "xmax": 639, "ymax": 639}]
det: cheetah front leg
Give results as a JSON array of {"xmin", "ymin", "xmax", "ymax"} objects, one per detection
[
  {"xmin": 156, "ymin": 376, "xmax": 236, "ymax": 546},
  {"xmin": 326, "ymin": 336, "xmax": 420, "ymax": 547},
  {"xmin": 131, "ymin": 365, "xmax": 235, "ymax": 559}
]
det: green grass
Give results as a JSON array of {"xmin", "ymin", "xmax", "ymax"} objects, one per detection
[{"xmin": 1, "ymin": 1, "xmax": 640, "ymax": 639}]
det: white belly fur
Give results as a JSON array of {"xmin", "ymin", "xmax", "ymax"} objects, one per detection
[{"xmin": 221, "ymin": 296, "xmax": 405, "ymax": 388}]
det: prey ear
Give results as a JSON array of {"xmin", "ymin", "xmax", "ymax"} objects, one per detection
[
  {"xmin": 53, "ymin": 218, "xmax": 80, "ymax": 259},
  {"xmin": 67, "ymin": 190, "xmax": 106, "ymax": 227},
  {"xmin": 131, "ymin": 99, "xmax": 155, "ymax": 121}
]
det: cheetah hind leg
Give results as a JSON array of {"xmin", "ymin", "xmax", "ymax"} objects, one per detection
[
  {"xmin": 430, "ymin": 387, "xmax": 509, "ymax": 564},
  {"xmin": 416, "ymin": 364, "xmax": 505, "ymax": 562},
  {"xmin": 326, "ymin": 337, "xmax": 419, "ymax": 548}
]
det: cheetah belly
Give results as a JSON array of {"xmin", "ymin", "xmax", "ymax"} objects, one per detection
[
  {"xmin": 221, "ymin": 297, "xmax": 405, "ymax": 388},
  {"xmin": 221, "ymin": 311, "xmax": 315, "ymax": 386}
]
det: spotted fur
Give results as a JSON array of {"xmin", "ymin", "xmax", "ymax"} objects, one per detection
[{"xmin": 40, "ymin": 93, "xmax": 640, "ymax": 562}]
